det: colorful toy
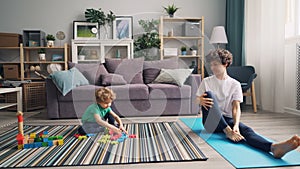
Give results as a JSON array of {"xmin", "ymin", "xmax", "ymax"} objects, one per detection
[{"xmin": 16, "ymin": 111, "xmax": 64, "ymax": 149}]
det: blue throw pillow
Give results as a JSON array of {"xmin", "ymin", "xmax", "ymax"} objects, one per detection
[{"xmin": 50, "ymin": 67, "xmax": 89, "ymax": 96}]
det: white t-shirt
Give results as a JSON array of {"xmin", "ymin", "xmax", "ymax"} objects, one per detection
[{"xmin": 196, "ymin": 75, "xmax": 243, "ymax": 118}]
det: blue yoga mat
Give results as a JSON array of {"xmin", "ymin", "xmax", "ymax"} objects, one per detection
[{"xmin": 180, "ymin": 118, "xmax": 300, "ymax": 169}]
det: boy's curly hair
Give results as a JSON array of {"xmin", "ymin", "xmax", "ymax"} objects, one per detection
[
  {"xmin": 95, "ymin": 87, "xmax": 116, "ymax": 103},
  {"xmin": 206, "ymin": 48, "xmax": 233, "ymax": 67}
]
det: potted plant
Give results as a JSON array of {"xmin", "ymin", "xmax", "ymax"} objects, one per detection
[
  {"xmin": 181, "ymin": 46, "xmax": 187, "ymax": 55},
  {"xmin": 134, "ymin": 19, "xmax": 160, "ymax": 60},
  {"xmin": 46, "ymin": 34, "xmax": 55, "ymax": 47},
  {"xmin": 38, "ymin": 48, "xmax": 46, "ymax": 61},
  {"xmin": 85, "ymin": 8, "xmax": 116, "ymax": 39},
  {"xmin": 163, "ymin": 4, "xmax": 179, "ymax": 17}
]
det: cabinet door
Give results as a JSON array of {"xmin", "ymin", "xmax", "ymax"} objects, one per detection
[{"xmin": 72, "ymin": 43, "xmax": 101, "ymax": 63}]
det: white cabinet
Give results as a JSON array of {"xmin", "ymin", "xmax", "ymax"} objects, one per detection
[{"xmin": 71, "ymin": 39, "xmax": 134, "ymax": 63}]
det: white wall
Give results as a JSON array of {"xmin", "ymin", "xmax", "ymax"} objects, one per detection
[{"xmin": 0, "ymin": 0, "xmax": 226, "ymax": 45}]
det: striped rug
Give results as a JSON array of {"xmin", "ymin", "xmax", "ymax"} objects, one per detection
[{"xmin": 0, "ymin": 122, "xmax": 207, "ymax": 168}]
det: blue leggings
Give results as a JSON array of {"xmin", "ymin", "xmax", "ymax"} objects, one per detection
[
  {"xmin": 202, "ymin": 91, "xmax": 273, "ymax": 152},
  {"xmin": 78, "ymin": 113, "xmax": 116, "ymax": 135}
]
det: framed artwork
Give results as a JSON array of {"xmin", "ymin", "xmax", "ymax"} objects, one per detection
[
  {"xmin": 113, "ymin": 16, "xmax": 133, "ymax": 39},
  {"xmin": 73, "ymin": 21, "xmax": 99, "ymax": 40}
]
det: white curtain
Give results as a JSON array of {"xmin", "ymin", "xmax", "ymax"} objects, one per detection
[{"xmin": 244, "ymin": 0, "xmax": 285, "ymax": 112}]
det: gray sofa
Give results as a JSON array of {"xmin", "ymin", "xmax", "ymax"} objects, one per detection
[{"xmin": 46, "ymin": 58, "xmax": 201, "ymax": 119}]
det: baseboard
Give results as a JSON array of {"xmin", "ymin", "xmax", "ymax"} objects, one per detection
[{"xmin": 284, "ymin": 107, "xmax": 300, "ymax": 116}]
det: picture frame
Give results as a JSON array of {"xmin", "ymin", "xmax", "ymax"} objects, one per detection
[
  {"xmin": 113, "ymin": 16, "xmax": 133, "ymax": 39},
  {"xmin": 73, "ymin": 21, "xmax": 99, "ymax": 40}
]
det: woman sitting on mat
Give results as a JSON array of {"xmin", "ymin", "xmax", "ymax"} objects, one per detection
[
  {"xmin": 196, "ymin": 48, "xmax": 300, "ymax": 158},
  {"xmin": 78, "ymin": 87, "xmax": 127, "ymax": 135}
]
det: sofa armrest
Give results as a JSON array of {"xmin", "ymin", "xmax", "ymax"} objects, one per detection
[
  {"xmin": 45, "ymin": 78, "xmax": 60, "ymax": 119},
  {"xmin": 185, "ymin": 74, "xmax": 202, "ymax": 114}
]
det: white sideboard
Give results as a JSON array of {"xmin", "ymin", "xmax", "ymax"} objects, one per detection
[{"xmin": 71, "ymin": 39, "xmax": 134, "ymax": 63}]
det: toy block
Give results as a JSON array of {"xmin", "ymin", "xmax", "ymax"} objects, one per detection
[
  {"xmin": 43, "ymin": 131, "xmax": 48, "ymax": 135},
  {"xmin": 24, "ymin": 144, "xmax": 30, "ymax": 149},
  {"xmin": 74, "ymin": 134, "xmax": 81, "ymax": 138},
  {"xmin": 57, "ymin": 136, "xmax": 63, "ymax": 139},
  {"xmin": 42, "ymin": 142, "xmax": 48, "ymax": 147},
  {"xmin": 53, "ymin": 140, "xmax": 58, "ymax": 145},
  {"xmin": 48, "ymin": 141, "xmax": 53, "ymax": 147},
  {"xmin": 18, "ymin": 144, "xmax": 24, "ymax": 149},
  {"xmin": 28, "ymin": 138, "xmax": 34, "ymax": 143},
  {"xmin": 35, "ymin": 137, "xmax": 42, "ymax": 142},
  {"xmin": 117, "ymin": 138, "xmax": 125, "ymax": 142},
  {"xmin": 24, "ymin": 135, "xmax": 29, "ymax": 144},
  {"xmin": 102, "ymin": 134, "xmax": 111, "ymax": 140},
  {"xmin": 98, "ymin": 139, "xmax": 108, "ymax": 144},
  {"xmin": 43, "ymin": 138, "xmax": 48, "ymax": 142},
  {"xmin": 78, "ymin": 136, "xmax": 87, "ymax": 140},
  {"xmin": 111, "ymin": 141, "xmax": 119, "ymax": 145},
  {"xmin": 110, "ymin": 136, "xmax": 118, "ymax": 141},
  {"xmin": 30, "ymin": 133, "xmax": 36, "ymax": 139},
  {"xmin": 86, "ymin": 133, "xmax": 95, "ymax": 137},
  {"xmin": 58, "ymin": 139, "xmax": 64, "ymax": 145},
  {"xmin": 18, "ymin": 140, "xmax": 24, "ymax": 144},
  {"xmin": 129, "ymin": 134, "xmax": 137, "ymax": 138}
]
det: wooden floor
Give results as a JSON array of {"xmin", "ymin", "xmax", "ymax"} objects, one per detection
[{"xmin": 2, "ymin": 107, "xmax": 300, "ymax": 169}]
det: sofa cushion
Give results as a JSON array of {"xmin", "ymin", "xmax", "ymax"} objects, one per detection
[
  {"xmin": 153, "ymin": 69, "xmax": 193, "ymax": 87},
  {"xmin": 68, "ymin": 62, "xmax": 108, "ymax": 85},
  {"xmin": 50, "ymin": 67, "xmax": 89, "ymax": 96},
  {"xmin": 100, "ymin": 73, "xmax": 127, "ymax": 86},
  {"xmin": 147, "ymin": 83, "xmax": 191, "ymax": 99},
  {"xmin": 143, "ymin": 57, "xmax": 179, "ymax": 84},
  {"xmin": 57, "ymin": 85, "xmax": 100, "ymax": 102},
  {"xmin": 109, "ymin": 84, "xmax": 149, "ymax": 100},
  {"xmin": 105, "ymin": 58, "xmax": 144, "ymax": 84}
]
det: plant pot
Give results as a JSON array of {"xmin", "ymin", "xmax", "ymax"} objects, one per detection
[
  {"xmin": 192, "ymin": 50, "xmax": 197, "ymax": 56},
  {"xmin": 78, "ymin": 55, "xmax": 85, "ymax": 61},
  {"xmin": 39, "ymin": 53, "xmax": 46, "ymax": 61},
  {"xmin": 47, "ymin": 40, "xmax": 55, "ymax": 47},
  {"xmin": 181, "ymin": 51, "xmax": 187, "ymax": 55}
]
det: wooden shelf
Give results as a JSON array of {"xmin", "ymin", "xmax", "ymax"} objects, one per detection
[
  {"xmin": 0, "ymin": 43, "xmax": 69, "ymax": 81},
  {"xmin": 0, "ymin": 47, "xmax": 20, "ymax": 49},
  {"xmin": 159, "ymin": 16, "xmax": 205, "ymax": 78},
  {"xmin": 162, "ymin": 36, "xmax": 202, "ymax": 40},
  {"xmin": 0, "ymin": 103, "xmax": 18, "ymax": 109},
  {"xmin": 23, "ymin": 46, "xmax": 65, "ymax": 49},
  {"xmin": 24, "ymin": 61, "xmax": 65, "ymax": 64}
]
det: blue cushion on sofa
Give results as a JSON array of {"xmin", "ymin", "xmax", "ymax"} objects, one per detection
[{"xmin": 50, "ymin": 67, "xmax": 89, "ymax": 96}]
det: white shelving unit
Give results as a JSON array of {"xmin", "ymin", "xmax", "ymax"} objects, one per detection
[{"xmin": 71, "ymin": 39, "xmax": 134, "ymax": 63}]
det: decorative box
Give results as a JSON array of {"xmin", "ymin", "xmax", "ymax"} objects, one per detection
[
  {"xmin": 0, "ymin": 33, "xmax": 22, "ymax": 47},
  {"xmin": 164, "ymin": 48, "xmax": 178, "ymax": 56},
  {"xmin": 3, "ymin": 64, "xmax": 19, "ymax": 79}
]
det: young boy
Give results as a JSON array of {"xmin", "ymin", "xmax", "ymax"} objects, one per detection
[{"xmin": 78, "ymin": 87, "xmax": 127, "ymax": 135}]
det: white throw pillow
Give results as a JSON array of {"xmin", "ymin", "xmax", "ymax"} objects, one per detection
[{"xmin": 153, "ymin": 69, "xmax": 193, "ymax": 86}]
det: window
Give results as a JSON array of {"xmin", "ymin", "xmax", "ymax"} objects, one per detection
[{"xmin": 285, "ymin": 0, "xmax": 300, "ymax": 38}]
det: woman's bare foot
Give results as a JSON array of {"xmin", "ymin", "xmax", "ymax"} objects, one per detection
[
  {"xmin": 271, "ymin": 135, "xmax": 300, "ymax": 158},
  {"xmin": 223, "ymin": 126, "xmax": 245, "ymax": 142}
]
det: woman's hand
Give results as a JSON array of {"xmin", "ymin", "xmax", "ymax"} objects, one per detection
[{"xmin": 197, "ymin": 93, "xmax": 214, "ymax": 110}]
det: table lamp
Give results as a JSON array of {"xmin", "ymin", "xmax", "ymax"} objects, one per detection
[{"xmin": 209, "ymin": 26, "xmax": 228, "ymax": 48}]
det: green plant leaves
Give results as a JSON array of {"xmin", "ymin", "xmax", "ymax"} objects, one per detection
[{"xmin": 84, "ymin": 8, "xmax": 115, "ymax": 26}]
